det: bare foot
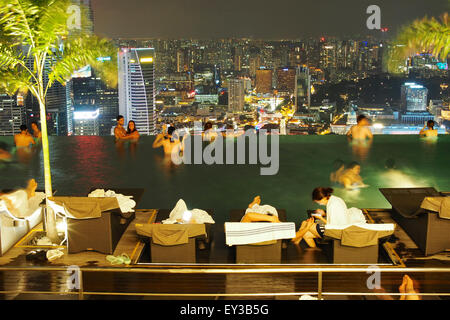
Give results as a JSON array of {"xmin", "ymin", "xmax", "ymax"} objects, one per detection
[
  {"xmin": 399, "ymin": 275, "xmax": 407, "ymax": 300},
  {"xmin": 249, "ymin": 196, "xmax": 261, "ymax": 208},
  {"xmin": 26, "ymin": 179, "xmax": 37, "ymax": 198},
  {"xmin": 404, "ymin": 275, "xmax": 421, "ymax": 300}
]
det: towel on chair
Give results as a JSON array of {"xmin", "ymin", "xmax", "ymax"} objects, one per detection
[
  {"xmin": 162, "ymin": 199, "xmax": 215, "ymax": 224},
  {"xmin": 135, "ymin": 223, "xmax": 206, "ymax": 246},
  {"xmin": 420, "ymin": 197, "xmax": 450, "ymax": 219},
  {"xmin": 324, "ymin": 223, "xmax": 395, "ymax": 247},
  {"xmin": 49, "ymin": 197, "xmax": 120, "ymax": 219},
  {"xmin": 224, "ymin": 222, "xmax": 296, "ymax": 246},
  {"xmin": 88, "ymin": 189, "xmax": 136, "ymax": 213}
]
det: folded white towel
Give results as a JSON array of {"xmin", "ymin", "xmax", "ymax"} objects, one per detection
[
  {"xmin": 88, "ymin": 189, "xmax": 136, "ymax": 213},
  {"xmin": 162, "ymin": 199, "xmax": 215, "ymax": 224},
  {"xmin": 225, "ymin": 222, "xmax": 296, "ymax": 246}
]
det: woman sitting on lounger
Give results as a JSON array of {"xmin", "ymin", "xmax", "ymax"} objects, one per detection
[
  {"xmin": 0, "ymin": 179, "xmax": 41, "ymax": 218},
  {"xmin": 292, "ymin": 187, "xmax": 365, "ymax": 247},
  {"xmin": 241, "ymin": 196, "xmax": 281, "ymax": 223}
]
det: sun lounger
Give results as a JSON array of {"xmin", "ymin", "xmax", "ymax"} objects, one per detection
[
  {"xmin": 136, "ymin": 223, "xmax": 207, "ymax": 263},
  {"xmin": 323, "ymin": 223, "xmax": 395, "ymax": 264},
  {"xmin": 227, "ymin": 209, "xmax": 293, "ymax": 264},
  {"xmin": 0, "ymin": 192, "xmax": 45, "ymax": 256},
  {"xmin": 48, "ymin": 188, "xmax": 144, "ymax": 254},
  {"xmin": 380, "ymin": 187, "xmax": 450, "ymax": 255},
  {"xmin": 137, "ymin": 208, "xmax": 214, "ymax": 263}
]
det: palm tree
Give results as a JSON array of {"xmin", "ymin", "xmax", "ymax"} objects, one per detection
[
  {"xmin": 387, "ymin": 13, "xmax": 449, "ymax": 74},
  {"xmin": 0, "ymin": 0, "xmax": 117, "ymax": 242}
]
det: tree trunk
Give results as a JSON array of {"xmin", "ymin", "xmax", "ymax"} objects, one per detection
[{"xmin": 38, "ymin": 99, "xmax": 58, "ymax": 243}]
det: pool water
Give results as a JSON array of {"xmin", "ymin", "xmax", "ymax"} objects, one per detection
[{"xmin": 0, "ymin": 135, "xmax": 449, "ymax": 224}]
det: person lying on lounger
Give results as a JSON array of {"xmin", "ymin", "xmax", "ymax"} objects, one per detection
[
  {"xmin": 292, "ymin": 187, "xmax": 365, "ymax": 247},
  {"xmin": 330, "ymin": 161, "xmax": 368, "ymax": 189},
  {"xmin": 241, "ymin": 196, "xmax": 281, "ymax": 223},
  {"xmin": 0, "ymin": 178, "xmax": 40, "ymax": 218}
]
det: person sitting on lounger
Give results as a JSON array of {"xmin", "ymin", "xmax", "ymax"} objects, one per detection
[
  {"xmin": 241, "ymin": 196, "xmax": 281, "ymax": 223},
  {"xmin": 292, "ymin": 187, "xmax": 365, "ymax": 247},
  {"xmin": 14, "ymin": 125, "xmax": 35, "ymax": 147},
  {"xmin": 330, "ymin": 161, "xmax": 368, "ymax": 189},
  {"xmin": 0, "ymin": 178, "xmax": 40, "ymax": 218},
  {"xmin": 152, "ymin": 126, "xmax": 181, "ymax": 156},
  {"xmin": 419, "ymin": 120, "xmax": 438, "ymax": 138},
  {"xmin": 347, "ymin": 115, "xmax": 373, "ymax": 141}
]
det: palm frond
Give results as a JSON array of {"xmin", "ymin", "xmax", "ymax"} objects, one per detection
[
  {"xmin": 48, "ymin": 35, "xmax": 117, "ymax": 87},
  {"xmin": 387, "ymin": 13, "xmax": 449, "ymax": 73}
]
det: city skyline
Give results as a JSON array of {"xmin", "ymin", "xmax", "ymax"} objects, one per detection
[{"xmin": 91, "ymin": 0, "xmax": 448, "ymax": 39}]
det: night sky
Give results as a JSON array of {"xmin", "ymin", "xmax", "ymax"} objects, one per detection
[{"xmin": 91, "ymin": 0, "xmax": 448, "ymax": 39}]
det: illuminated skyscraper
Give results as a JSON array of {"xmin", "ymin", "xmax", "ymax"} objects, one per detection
[
  {"xmin": 276, "ymin": 67, "xmax": 296, "ymax": 95},
  {"xmin": 118, "ymin": 48, "xmax": 156, "ymax": 135},
  {"xmin": 255, "ymin": 68, "xmax": 273, "ymax": 94},
  {"xmin": 401, "ymin": 83, "xmax": 428, "ymax": 112},
  {"xmin": 228, "ymin": 78, "xmax": 245, "ymax": 113},
  {"xmin": 0, "ymin": 94, "xmax": 25, "ymax": 136},
  {"xmin": 296, "ymin": 66, "xmax": 311, "ymax": 108}
]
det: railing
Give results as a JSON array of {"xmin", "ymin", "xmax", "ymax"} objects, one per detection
[{"xmin": 0, "ymin": 266, "xmax": 449, "ymax": 300}]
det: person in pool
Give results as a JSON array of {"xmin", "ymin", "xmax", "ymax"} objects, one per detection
[
  {"xmin": 114, "ymin": 115, "xmax": 127, "ymax": 140},
  {"xmin": 330, "ymin": 161, "xmax": 368, "ymax": 189},
  {"xmin": 126, "ymin": 120, "xmax": 140, "ymax": 140},
  {"xmin": 347, "ymin": 115, "xmax": 373, "ymax": 141},
  {"xmin": 292, "ymin": 187, "xmax": 365, "ymax": 247},
  {"xmin": 152, "ymin": 125, "xmax": 181, "ymax": 156},
  {"xmin": 0, "ymin": 147, "xmax": 11, "ymax": 161},
  {"xmin": 419, "ymin": 120, "xmax": 438, "ymax": 138},
  {"xmin": 14, "ymin": 125, "xmax": 35, "ymax": 147},
  {"xmin": 30, "ymin": 121, "xmax": 42, "ymax": 140}
]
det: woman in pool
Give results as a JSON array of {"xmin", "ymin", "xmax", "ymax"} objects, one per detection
[
  {"xmin": 126, "ymin": 120, "xmax": 140, "ymax": 140},
  {"xmin": 291, "ymin": 187, "xmax": 365, "ymax": 247}
]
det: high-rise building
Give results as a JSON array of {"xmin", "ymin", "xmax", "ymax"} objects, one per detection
[
  {"xmin": 255, "ymin": 68, "xmax": 273, "ymax": 94},
  {"xmin": 228, "ymin": 79, "xmax": 245, "ymax": 113},
  {"xmin": 0, "ymin": 94, "xmax": 25, "ymax": 136},
  {"xmin": 296, "ymin": 66, "xmax": 311, "ymax": 108},
  {"xmin": 72, "ymin": 72, "xmax": 119, "ymax": 136},
  {"xmin": 73, "ymin": 106, "xmax": 100, "ymax": 135},
  {"xmin": 118, "ymin": 48, "xmax": 156, "ymax": 135},
  {"xmin": 276, "ymin": 67, "xmax": 296, "ymax": 95},
  {"xmin": 401, "ymin": 83, "xmax": 428, "ymax": 112}
]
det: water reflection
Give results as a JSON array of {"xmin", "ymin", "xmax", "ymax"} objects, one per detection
[
  {"xmin": 153, "ymin": 153, "xmax": 179, "ymax": 176},
  {"xmin": 348, "ymin": 138, "xmax": 372, "ymax": 161}
]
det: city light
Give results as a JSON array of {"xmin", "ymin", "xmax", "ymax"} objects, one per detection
[
  {"xmin": 140, "ymin": 57, "xmax": 153, "ymax": 63},
  {"xmin": 73, "ymin": 109, "xmax": 100, "ymax": 120}
]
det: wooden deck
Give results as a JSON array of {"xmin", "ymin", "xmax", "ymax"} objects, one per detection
[{"xmin": 0, "ymin": 208, "xmax": 448, "ymax": 300}]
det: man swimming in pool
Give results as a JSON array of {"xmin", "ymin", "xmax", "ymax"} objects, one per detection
[
  {"xmin": 152, "ymin": 126, "xmax": 181, "ymax": 156},
  {"xmin": 419, "ymin": 120, "xmax": 438, "ymax": 138},
  {"xmin": 347, "ymin": 115, "xmax": 373, "ymax": 141},
  {"xmin": 114, "ymin": 115, "xmax": 128, "ymax": 140},
  {"xmin": 14, "ymin": 125, "xmax": 35, "ymax": 147}
]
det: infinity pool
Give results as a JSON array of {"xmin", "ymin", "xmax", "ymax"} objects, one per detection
[{"xmin": 1, "ymin": 135, "xmax": 449, "ymax": 223}]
